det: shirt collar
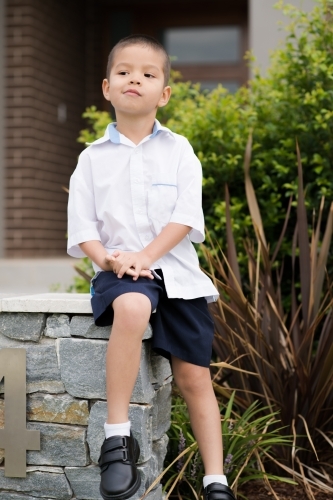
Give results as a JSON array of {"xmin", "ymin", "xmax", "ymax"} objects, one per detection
[{"xmin": 87, "ymin": 119, "xmax": 174, "ymax": 147}]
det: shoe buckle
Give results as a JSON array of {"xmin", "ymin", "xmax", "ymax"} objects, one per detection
[{"xmin": 122, "ymin": 449, "xmax": 129, "ymax": 462}]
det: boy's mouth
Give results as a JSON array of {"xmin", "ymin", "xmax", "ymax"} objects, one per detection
[{"xmin": 124, "ymin": 89, "xmax": 141, "ymax": 96}]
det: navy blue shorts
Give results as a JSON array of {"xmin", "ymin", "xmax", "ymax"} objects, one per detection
[{"xmin": 90, "ymin": 270, "xmax": 214, "ymax": 367}]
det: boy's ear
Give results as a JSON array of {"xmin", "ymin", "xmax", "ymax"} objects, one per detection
[
  {"xmin": 158, "ymin": 86, "xmax": 171, "ymax": 108},
  {"xmin": 102, "ymin": 79, "xmax": 111, "ymax": 102}
]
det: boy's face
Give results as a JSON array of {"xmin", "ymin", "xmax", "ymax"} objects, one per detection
[{"xmin": 102, "ymin": 45, "xmax": 171, "ymax": 119}]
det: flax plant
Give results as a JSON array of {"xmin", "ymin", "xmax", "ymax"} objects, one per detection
[
  {"xmin": 203, "ymin": 136, "xmax": 333, "ymax": 493},
  {"xmin": 143, "ymin": 392, "xmax": 293, "ymax": 500}
]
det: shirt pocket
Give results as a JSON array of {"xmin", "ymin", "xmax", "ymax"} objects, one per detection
[{"xmin": 147, "ymin": 183, "xmax": 178, "ymax": 225}]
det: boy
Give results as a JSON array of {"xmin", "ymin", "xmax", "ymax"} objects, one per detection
[{"xmin": 67, "ymin": 35, "xmax": 236, "ymax": 500}]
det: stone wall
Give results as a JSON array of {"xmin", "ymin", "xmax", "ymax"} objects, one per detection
[{"xmin": 0, "ymin": 293, "xmax": 172, "ymax": 499}]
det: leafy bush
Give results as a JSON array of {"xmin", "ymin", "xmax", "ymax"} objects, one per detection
[
  {"xmin": 145, "ymin": 392, "xmax": 293, "ymax": 499},
  {"xmin": 76, "ymin": 0, "xmax": 333, "ymax": 277},
  {"xmin": 203, "ymin": 138, "xmax": 333, "ymax": 493},
  {"xmin": 66, "ymin": 257, "xmax": 93, "ymax": 293}
]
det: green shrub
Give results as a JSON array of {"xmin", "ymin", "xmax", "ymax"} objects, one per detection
[
  {"xmin": 165, "ymin": 0, "xmax": 333, "ymax": 259},
  {"xmin": 73, "ymin": 0, "xmax": 333, "ymax": 291},
  {"xmin": 204, "ymin": 139, "xmax": 333, "ymax": 490},
  {"xmin": 148, "ymin": 393, "xmax": 293, "ymax": 499},
  {"xmin": 66, "ymin": 257, "xmax": 93, "ymax": 293}
]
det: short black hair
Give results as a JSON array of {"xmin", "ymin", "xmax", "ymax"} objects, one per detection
[{"xmin": 106, "ymin": 35, "xmax": 171, "ymax": 86}]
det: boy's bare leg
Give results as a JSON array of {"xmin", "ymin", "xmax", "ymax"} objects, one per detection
[
  {"xmin": 171, "ymin": 356, "xmax": 223, "ymax": 475},
  {"xmin": 106, "ymin": 292, "xmax": 151, "ymax": 423}
]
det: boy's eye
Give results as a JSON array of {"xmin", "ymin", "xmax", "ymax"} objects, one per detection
[
  {"xmin": 119, "ymin": 71, "xmax": 128, "ymax": 75},
  {"xmin": 144, "ymin": 73, "xmax": 154, "ymax": 78}
]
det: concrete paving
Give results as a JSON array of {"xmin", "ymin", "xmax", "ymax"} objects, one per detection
[{"xmin": 0, "ymin": 258, "xmax": 79, "ymax": 296}]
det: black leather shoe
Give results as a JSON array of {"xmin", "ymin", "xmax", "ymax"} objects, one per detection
[
  {"xmin": 204, "ymin": 483, "xmax": 237, "ymax": 500},
  {"xmin": 98, "ymin": 433, "xmax": 141, "ymax": 500}
]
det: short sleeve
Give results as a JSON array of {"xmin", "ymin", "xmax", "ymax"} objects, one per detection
[
  {"xmin": 169, "ymin": 140, "xmax": 205, "ymax": 243},
  {"xmin": 67, "ymin": 150, "xmax": 101, "ymax": 257}
]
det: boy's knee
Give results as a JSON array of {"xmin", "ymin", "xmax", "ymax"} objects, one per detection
[
  {"xmin": 113, "ymin": 293, "xmax": 151, "ymax": 324},
  {"xmin": 174, "ymin": 362, "xmax": 210, "ymax": 395}
]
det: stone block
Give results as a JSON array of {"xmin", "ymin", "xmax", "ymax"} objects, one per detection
[
  {"xmin": 0, "ymin": 466, "xmax": 73, "ymax": 499},
  {"xmin": 65, "ymin": 461, "xmax": 162, "ymax": 500},
  {"xmin": 44, "ymin": 314, "xmax": 70, "ymax": 338},
  {"xmin": 150, "ymin": 353, "xmax": 172, "ymax": 388},
  {"xmin": 152, "ymin": 434, "xmax": 169, "ymax": 474},
  {"xmin": 151, "ymin": 383, "xmax": 172, "ymax": 440},
  {"xmin": 0, "ymin": 337, "xmax": 65, "ymax": 394},
  {"xmin": 64, "ymin": 465, "xmax": 101, "ymax": 500},
  {"xmin": 58, "ymin": 338, "xmax": 155, "ymax": 402},
  {"xmin": 134, "ymin": 457, "xmax": 161, "ymax": 499},
  {"xmin": 143, "ymin": 323, "xmax": 153, "ymax": 340},
  {"xmin": 129, "ymin": 404, "xmax": 153, "ymax": 463},
  {"xmin": 0, "ymin": 313, "xmax": 45, "ymax": 342},
  {"xmin": 26, "ymin": 422, "xmax": 88, "ymax": 467},
  {"xmin": 57, "ymin": 337, "xmax": 107, "ymax": 399},
  {"xmin": 87, "ymin": 401, "xmax": 152, "ymax": 464},
  {"xmin": 144, "ymin": 484, "xmax": 163, "ymax": 500},
  {"xmin": 70, "ymin": 316, "xmax": 152, "ymax": 340},
  {"xmin": 27, "ymin": 393, "xmax": 89, "ymax": 425},
  {"xmin": 70, "ymin": 316, "xmax": 110, "ymax": 340}
]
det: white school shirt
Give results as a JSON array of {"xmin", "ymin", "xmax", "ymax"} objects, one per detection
[{"xmin": 67, "ymin": 120, "xmax": 219, "ymax": 302}]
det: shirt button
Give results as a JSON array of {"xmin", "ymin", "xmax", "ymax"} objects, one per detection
[
  {"xmin": 144, "ymin": 235, "xmax": 150, "ymax": 240},
  {"xmin": 133, "ymin": 178, "xmax": 139, "ymax": 183}
]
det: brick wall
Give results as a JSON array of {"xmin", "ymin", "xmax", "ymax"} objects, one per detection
[
  {"xmin": 4, "ymin": 0, "xmax": 86, "ymax": 256},
  {"xmin": 85, "ymin": 0, "xmax": 106, "ymax": 111}
]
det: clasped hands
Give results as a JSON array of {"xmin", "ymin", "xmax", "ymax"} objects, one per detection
[{"xmin": 104, "ymin": 250, "xmax": 154, "ymax": 280}]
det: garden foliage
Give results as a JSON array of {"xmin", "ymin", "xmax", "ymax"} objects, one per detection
[
  {"xmin": 203, "ymin": 138, "xmax": 333, "ymax": 491},
  {"xmin": 77, "ymin": 0, "xmax": 333, "ymax": 269},
  {"xmin": 147, "ymin": 393, "xmax": 293, "ymax": 499}
]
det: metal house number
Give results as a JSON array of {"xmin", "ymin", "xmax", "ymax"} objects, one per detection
[{"xmin": 0, "ymin": 348, "xmax": 40, "ymax": 477}]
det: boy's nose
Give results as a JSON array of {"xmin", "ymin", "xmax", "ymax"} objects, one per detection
[{"xmin": 130, "ymin": 79, "xmax": 141, "ymax": 85}]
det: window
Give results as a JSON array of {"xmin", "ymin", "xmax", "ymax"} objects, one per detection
[
  {"xmin": 164, "ymin": 26, "xmax": 241, "ymax": 64},
  {"xmin": 163, "ymin": 25, "xmax": 246, "ymax": 92}
]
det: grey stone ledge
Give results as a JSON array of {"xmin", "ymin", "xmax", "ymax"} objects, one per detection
[
  {"xmin": 0, "ymin": 466, "xmax": 73, "ymax": 499},
  {"xmin": 1, "ymin": 293, "xmax": 92, "ymax": 314}
]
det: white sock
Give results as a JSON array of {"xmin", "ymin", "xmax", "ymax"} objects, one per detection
[
  {"xmin": 104, "ymin": 421, "xmax": 131, "ymax": 439},
  {"xmin": 203, "ymin": 475, "xmax": 228, "ymax": 488}
]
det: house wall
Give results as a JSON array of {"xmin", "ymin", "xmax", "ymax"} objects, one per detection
[
  {"xmin": 4, "ymin": 0, "xmax": 86, "ymax": 257},
  {"xmin": 249, "ymin": 0, "xmax": 315, "ymax": 74},
  {"xmin": 0, "ymin": 0, "xmax": 319, "ymax": 258}
]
